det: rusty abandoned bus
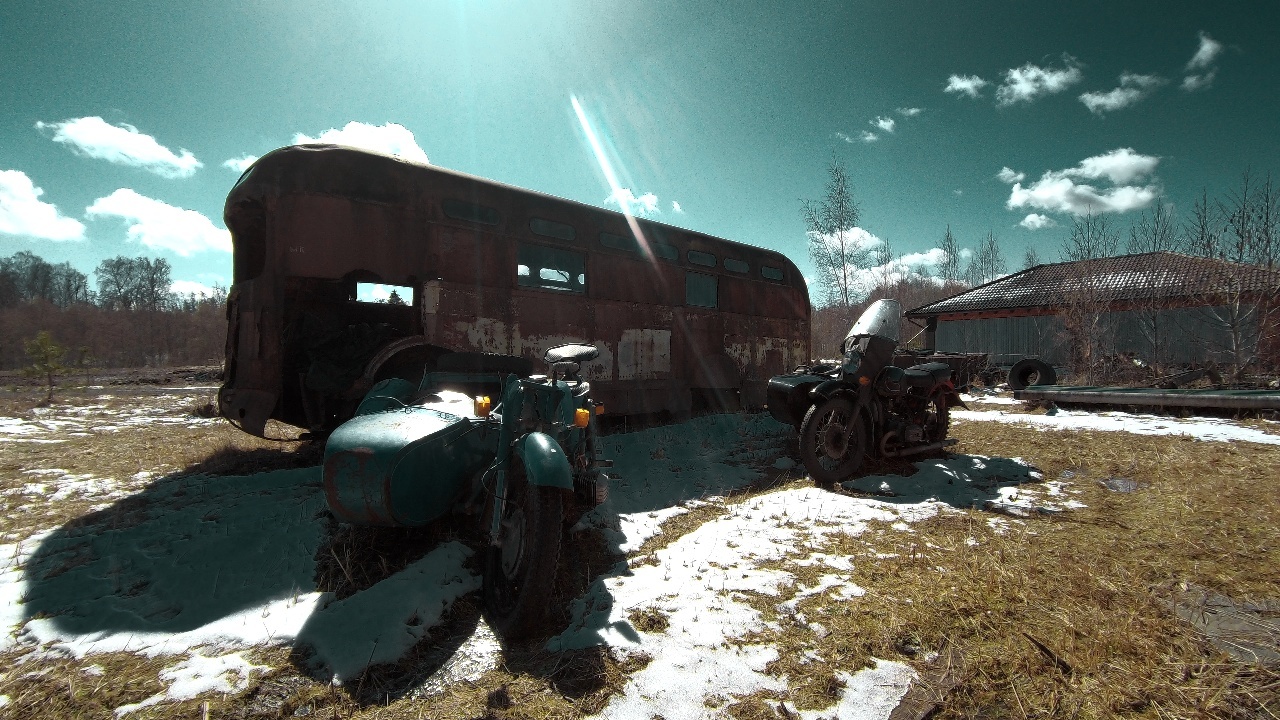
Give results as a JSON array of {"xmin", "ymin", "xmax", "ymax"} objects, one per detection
[{"xmin": 219, "ymin": 144, "xmax": 810, "ymax": 437}]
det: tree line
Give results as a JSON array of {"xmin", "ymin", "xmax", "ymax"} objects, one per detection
[{"xmin": 0, "ymin": 251, "xmax": 226, "ymax": 371}]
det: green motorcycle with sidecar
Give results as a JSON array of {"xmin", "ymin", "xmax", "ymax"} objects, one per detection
[{"xmin": 321, "ymin": 344, "xmax": 609, "ymax": 638}]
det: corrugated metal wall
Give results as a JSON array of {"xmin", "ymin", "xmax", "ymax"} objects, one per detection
[{"xmin": 936, "ymin": 306, "xmax": 1254, "ymax": 366}]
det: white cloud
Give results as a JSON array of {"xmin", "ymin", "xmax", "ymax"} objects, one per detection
[
  {"xmin": 997, "ymin": 167, "xmax": 1026, "ymax": 184},
  {"xmin": 953, "ymin": 189, "xmax": 963, "ymax": 196},
  {"xmin": 810, "ymin": 226, "xmax": 884, "ymax": 258},
  {"xmin": 1186, "ymin": 32, "xmax": 1222, "ymax": 70},
  {"xmin": 34, "ymin": 117, "xmax": 202, "ymax": 179},
  {"xmin": 896, "ymin": 107, "xmax": 923, "ymax": 117},
  {"xmin": 944, "ymin": 74, "xmax": 988, "ymax": 98},
  {"xmin": 0, "ymin": 170, "xmax": 86, "ymax": 241},
  {"xmin": 835, "ymin": 132, "xmax": 856, "ymax": 144},
  {"xmin": 293, "ymin": 122, "xmax": 429, "ymax": 163},
  {"xmin": 85, "ymin": 189, "xmax": 232, "ymax": 256},
  {"xmin": 860, "ymin": 131, "xmax": 878, "ymax": 143},
  {"xmin": 1069, "ymin": 147, "xmax": 1160, "ymax": 184},
  {"xmin": 852, "ymin": 248, "xmax": 948, "ymax": 291},
  {"xmin": 1004, "ymin": 148, "xmax": 1161, "ymax": 216},
  {"xmin": 1181, "ymin": 70, "xmax": 1217, "ymax": 92},
  {"xmin": 995, "ymin": 56, "xmax": 1083, "ymax": 105},
  {"xmin": 170, "ymin": 280, "xmax": 220, "ymax": 298},
  {"xmin": 872, "ymin": 116, "xmax": 896, "ymax": 133},
  {"xmin": 1182, "ymin": 32, "xmax": 1222, "ymax": 92},
  {"xmin": 222, "ymin": 155, "xmax": 259, "ymax": 172},
  {"xmin": 605, "ymin": 188, "xmax": 659, "ymax": 216},
  {"xmin": 1019, "ymin": 213, "xmax": 1056, "ymax": 230},
  {"xmin": 1079, "ymin": 73, "xmax": 1165, "ymax": 114},
  {"xmin": 671, "ymin": 200, "xmax": 684, "ymax": 213}
]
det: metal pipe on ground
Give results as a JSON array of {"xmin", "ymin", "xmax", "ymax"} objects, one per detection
[{"xmin": 1013, "ymin": 386, "xmax": 1280, "ymax": 410}]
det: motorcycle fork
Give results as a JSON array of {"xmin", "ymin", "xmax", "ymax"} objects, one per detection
[{"xmin": 487, "ymin": 463, "xmax": 508, "ymax": 547}]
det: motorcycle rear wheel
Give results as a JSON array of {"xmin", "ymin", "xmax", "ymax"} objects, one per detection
[
  {"xmin": 925, "ymin": 392, "xmax": 950, "ymax": 444},
  {"xmin": 799, "ymin": 396, "xmax": 867, "ymax": 486},
  {"xmin": 483, "ymin": 461, "xmax": 563, "ymax": 640}
]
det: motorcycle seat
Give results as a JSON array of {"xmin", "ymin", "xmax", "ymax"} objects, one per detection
[{"xmin": 903, "ymin": 362, "xmax": 952, "ymax": 388}]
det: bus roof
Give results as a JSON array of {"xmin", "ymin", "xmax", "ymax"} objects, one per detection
[{"xmin": 227, "ymin": 144, "xmax": 802, "ymax": 275}]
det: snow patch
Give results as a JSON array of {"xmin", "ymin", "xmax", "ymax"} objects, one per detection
[
  {"xmin": 114, "ymin": 650, "xmax": 268, "ymax": 716},
  {"xmin": 954, "ymin": 408, "xmax": 1280, "ymax": 445},
  {"xmin": 298, "ymin": 541, "xmax": 480, "ymax": 682}
]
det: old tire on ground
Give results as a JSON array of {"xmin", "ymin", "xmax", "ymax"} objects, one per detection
[
  {"xmin": 1007, "ymin": 358, "xmax": 1056, "ymax": 390},
  {"xmin": 798, "ymin": 395, "xmax": 867, "ymax": 487},
  {"xmin": 436, "ymin": 351, "xmax": 533, "ymax": 377},
  {"xmin": 483, "ymin": 461, "xmax": 563, "ymax": 640}
]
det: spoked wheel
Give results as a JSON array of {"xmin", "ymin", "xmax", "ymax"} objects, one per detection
[
  {"xmin": 799, "ymin": 396, "xmax": 867, "ymax": 486},
  {"xmin": 923, "ymin": 392, "xmax": 951, "ymax": 444},
  {"xmin": 483, "ymin": 461, "xmax": 563, "ymax": 640}
]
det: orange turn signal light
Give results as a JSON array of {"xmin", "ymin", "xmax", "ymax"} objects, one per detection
[
  {"xmin": 858, "ymin": 375, "xmax": 871, "ymax": 386},
  {"xmin": 594, "ymin": 404, "xmax": 605, "ymax": 415},
  {"xmin": 574, "ymin": 408, "xmax": 591, "ymax": 428},
  {"xmin": 474, "ymin": 396, "xmax": 492, "ymax": 416}
]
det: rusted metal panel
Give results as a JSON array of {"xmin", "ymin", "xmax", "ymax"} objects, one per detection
[
  {"xmin": 618, "ymin": 329, "xmax": 671, "ymax": 380},
  {"xmin": 219, "ymin": 145, "xmax": 811, "ymax": 435}
]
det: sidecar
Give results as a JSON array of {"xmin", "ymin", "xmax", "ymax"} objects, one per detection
[{"xmin": 321, "ymin": 353, "xmax": 530, "ymax": 527}]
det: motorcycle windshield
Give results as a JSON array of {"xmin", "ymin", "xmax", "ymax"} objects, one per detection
[{"xmin": 845, "ymin": 299, "xmax": 901, "ymax": 343}]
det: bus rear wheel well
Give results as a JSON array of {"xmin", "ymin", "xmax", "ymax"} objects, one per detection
[{"xmin": 364, "ymin": 337, "xmax": 453, "ymax": 385}]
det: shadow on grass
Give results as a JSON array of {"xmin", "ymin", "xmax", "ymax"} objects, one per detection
[
  {"xmin": 839, "ymin": 452, "xmax": 1047, "ymax": 510},
  {"xmin": 18, "ymin": 412, "xmax": 801, "ymax": 712},
  {"xmin": 21, "ymin": 444, "xmax": 329, "ymax": 645},
  {"xmin": 19, "ymin": 438, "xmax": 622, "ymax": 710}
]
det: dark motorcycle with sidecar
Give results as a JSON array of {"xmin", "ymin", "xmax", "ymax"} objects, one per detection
[
  {"xmin": 767, "ymin": 299, "xmax": 965, "ymax": 485},
  {"xmin": 321, "ymin": 344, "xmax": 609, "ymax": 638}
]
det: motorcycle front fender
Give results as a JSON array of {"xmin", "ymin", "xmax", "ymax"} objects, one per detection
[
  {"xmin": 809, "ymin": 378, "xmax": 857, "ymax": 401},
  {"xmin": 513, "ymin": 432, "xmax": 573, "ymax": 490}
]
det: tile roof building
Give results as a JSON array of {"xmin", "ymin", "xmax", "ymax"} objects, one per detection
[{"xmin": 905, "ymin": 252, "xmax": 1280, "ymax": 369}]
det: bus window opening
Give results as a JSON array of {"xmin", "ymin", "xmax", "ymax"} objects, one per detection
[
  {"xmin": 356, "ymin": 282, "xmax": 414, "ymax": 305},
  {"xmin": 517, "ymin": 243, "xmax": 586, "ymax": 293},
  {"xmin": 686, "ymin": 271, "xmax": 717, "ymax": 308}
]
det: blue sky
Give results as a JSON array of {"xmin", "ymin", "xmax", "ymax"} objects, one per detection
[{"xmin": 1, "ymin": 1, "xmax": 1276, "ymax": 297}]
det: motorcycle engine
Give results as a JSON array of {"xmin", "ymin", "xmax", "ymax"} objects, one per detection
[{"xmin": 903, "ymin": 423, "xmax": 924, "ymax": 444}]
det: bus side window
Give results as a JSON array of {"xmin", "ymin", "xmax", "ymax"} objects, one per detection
[
  {"xmin": 686, "ymin": 271, "xmax": 717, "ymax": 308},
  {"xmin": 517, "ymin": 242, "xmax": 586, "ymax": 293}
]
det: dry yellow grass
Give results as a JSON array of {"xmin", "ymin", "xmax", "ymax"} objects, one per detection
[{"xmin": 1, "ymin": 383, "xmax": 1277, "ymax": 718}]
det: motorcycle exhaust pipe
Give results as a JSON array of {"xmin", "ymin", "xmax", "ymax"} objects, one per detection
[{"xmin": 883, "ymin": 437, "xmax": 958, "ymax": 458}]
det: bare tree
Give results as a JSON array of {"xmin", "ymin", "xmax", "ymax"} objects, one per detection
[
  {"xmin": 1120, "ymin": 204, "xmax": 1182, "ymax": 368},
  {"xmin": 871, "ymin": 240, "xmax": 896, "ymax": 294},
  {"xmin": 1056, "ymin": 211, "xmax": 1121, "ymax": 379},
  {"xmin": 1126, "ymin": 204, "xmax": 1180, "ymax": 254},
  {"xmin": 1189, "ymin": 170, "xmax": 1280, "ymax": 376},
  {"xmin": 937, "ymin": 225, "xmax": 962, "ymax": 283},
  {"xmin": 1061, "ymin": 209, "xmax": 1120, "ymax": 262},
  {"xmin": 1022, "ymin": 246, "xmax": 1041, "ymax": 270},
  {"xmin": 965, "ymin": 231, "xmax": 1006, "ymax": 286},
  {"xmin": 1183, "ymin": 189, "xmax": 1220, "ymax": 259},
  {"xmin": 95, "ymin": 257, "xmax": 140, "ymax": 311},
  {"xmin": 0, "ymin": 252, "xmax": 90, "ymax": 307},
  {"xmin": 803, "ymin": 160, "xmax": 867, "ymax": 307}
]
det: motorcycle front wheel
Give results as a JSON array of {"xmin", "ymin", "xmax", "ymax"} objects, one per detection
[
  {"xmin": 799, "ymin": 395, "xmax": 867, "ymax": 486},
  {"xmin": 483, "ymin": 461, "xmax": 563, "ymax": 640}
]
